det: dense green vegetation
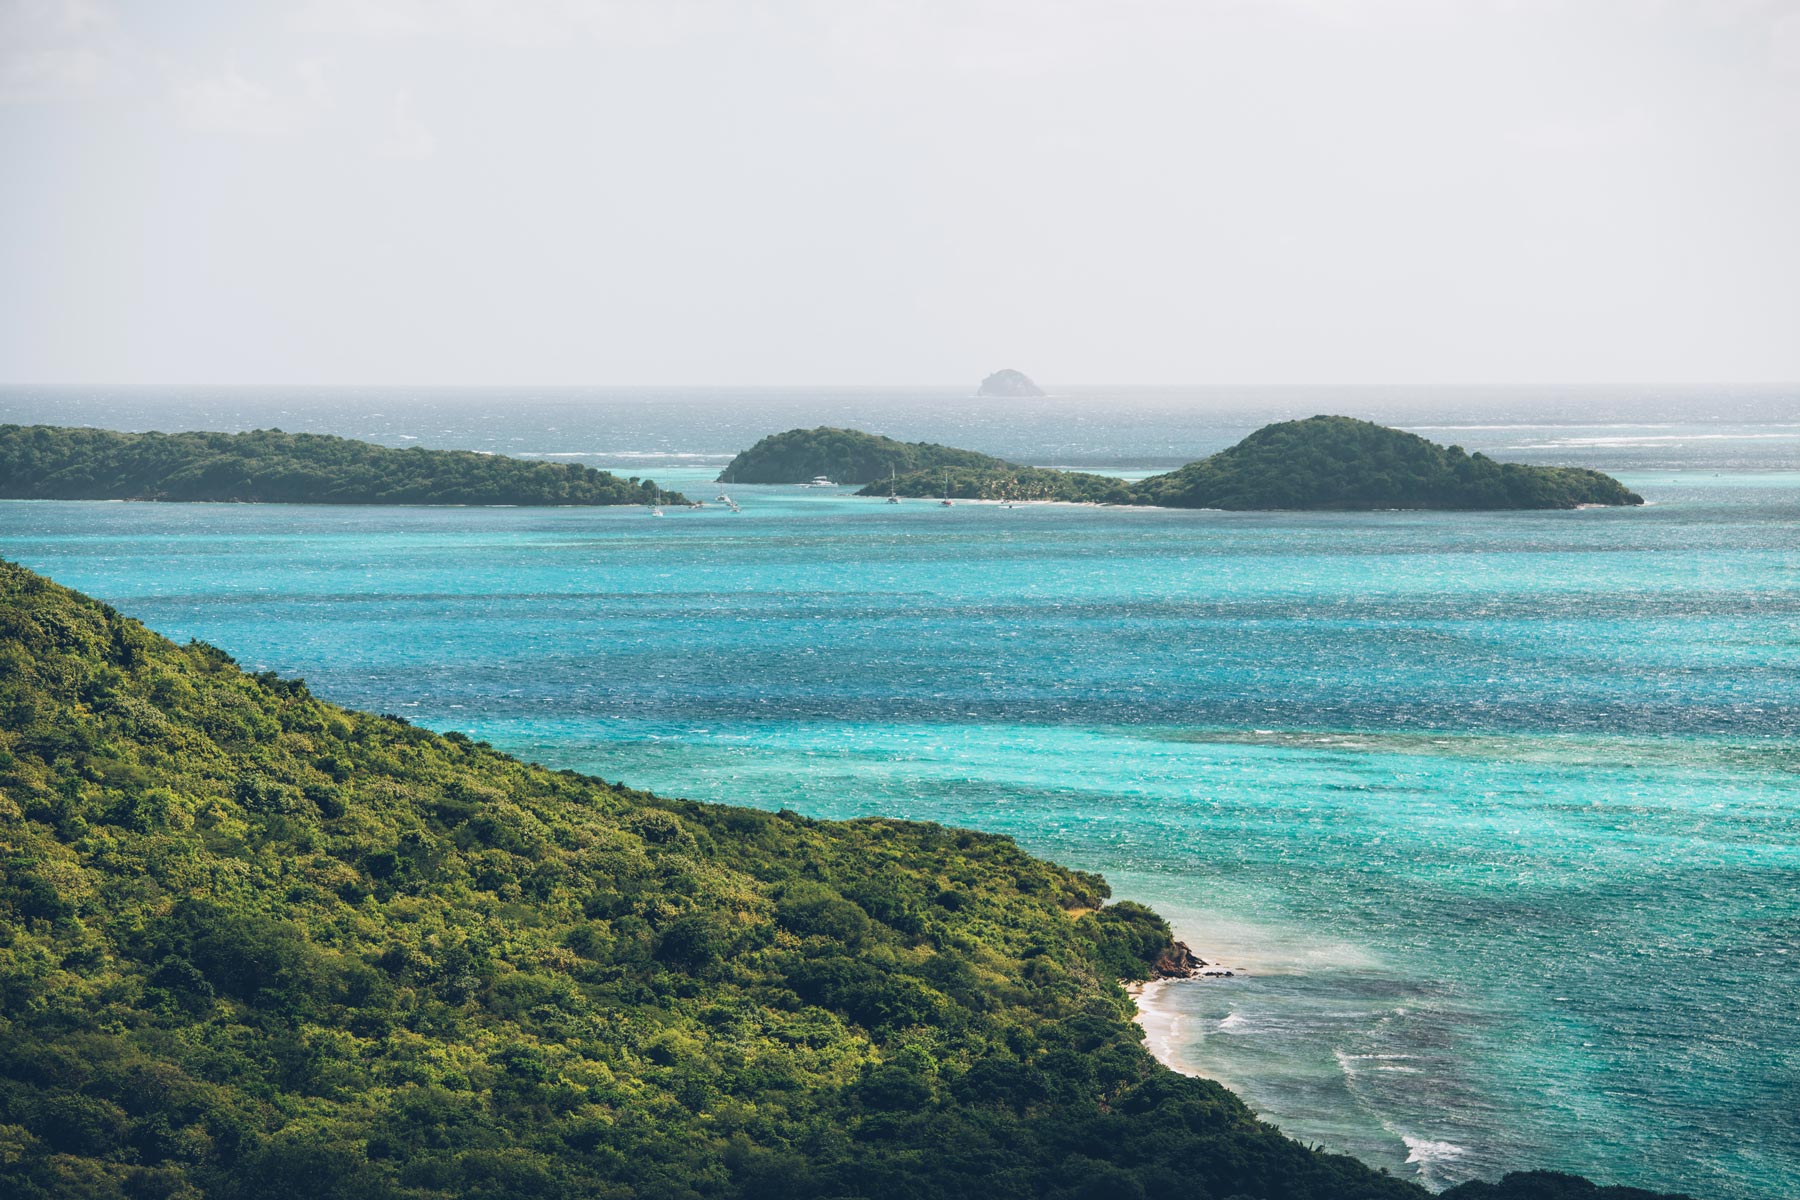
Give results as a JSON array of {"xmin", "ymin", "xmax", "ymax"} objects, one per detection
[
  {"xmin": 716, "ymin": 428, "xmax": 1011, "ymax": 485},
  {"xmin": 1132, "ymin": 417, "xmax": 1643, "ymax": 510},
  {"xmin": 0, "ymin": 425, "xmax": 686, "ymax": 506},
  {"xmin": 857, "ymin": 466, "xmax": 1133, "ymax": 504},
  {"xmin": 851, "ymin": 416, "xmax": 1643, "ymax": 509},
  {"xmin": 0, "ymin": 561, "xmax": 1687, "ymax": 1199}
]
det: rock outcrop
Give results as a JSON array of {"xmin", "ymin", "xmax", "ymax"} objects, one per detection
[
  {"xmin": 1154, "ymin": 941, "xmax": 1206, "ymax": 978},
  {"xmin": 977, "ymin": 369, "xmax": 1045, "ymax": 397}
]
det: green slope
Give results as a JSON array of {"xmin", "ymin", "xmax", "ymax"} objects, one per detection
[
  {"xmin": 1133, "ymin": 416, "xmax": 1643, "ymax": 510},
  {"xmin": 856, "ymin": 465, "xmax": 1134, "ymax": 503},
  {"xmin": 0, "ymin": 425, "xmax": 686, "ymax": 506},
  {"xmin": 716, "ymin": 428, "xmax": 1011, "ymax": 485},
  {"xmin": 0, "ymin": 561, "xmax": 1687, "ymax": 1199},
  {"xmin": 831, "ymin": 417, "xmax": 1644, "ymax": 510}
]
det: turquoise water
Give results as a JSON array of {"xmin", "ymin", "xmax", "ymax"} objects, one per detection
[{"xmin": 3, "ymin": 461, "xmax": 1798, "ymax": 1199}]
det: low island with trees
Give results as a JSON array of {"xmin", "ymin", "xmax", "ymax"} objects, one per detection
[
  {"xmin": 854, "ymin": 416, "xmax": 1644, "ymax": 510},
  {"xmin": 0, "ymin": 424, "xmax": 687, "ymax": 506},
  {"xmin": 716, "ymin": 427, "xmax": 1012, "ymax": 485},
  {"xmin": 0, "ymin": 557, "xmax": 1687, "ymax": 1199}
]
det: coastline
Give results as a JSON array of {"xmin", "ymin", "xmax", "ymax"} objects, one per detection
[
  {"xmin": 1130, "ymin": 939, "xmax": 1239, "ymax": 1080},
  {"xmin": 1130, "ymin": 977, "xmax": 1205, "ymax": 1079}
]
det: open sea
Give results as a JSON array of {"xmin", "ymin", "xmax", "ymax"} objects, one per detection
[{"xmin": 2, "ymin": 384, "xmax": 1797, "ymax": 1199}]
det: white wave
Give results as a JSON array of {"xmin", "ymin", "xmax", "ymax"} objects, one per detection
[
  {"xmin": 1406, "ymin": 423, "xmax": 1675, "ymax": 431},
  {"xmin": 1381, "ymin": 1128, "xmax": 1472, "ymax": 1188},
  {"xmin": 1402, "ymin": 1134, "xmax": 1467, "ymax": 1166},
  {"xmin": 1509, "ymin": 433, "xmax": 1800, "ymax": 448},
  {"xmin": 1131, "ymin": 980, "xmax": 1203, "ymax": 1077},
  {"xmin": 521, "ymin": 450, "xmax": 730, "ymax": 460}
]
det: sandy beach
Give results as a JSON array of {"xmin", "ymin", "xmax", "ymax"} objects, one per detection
[{"xmin": 1130, "ymin": 978, "xmax": 1204, "ymax": 1079}]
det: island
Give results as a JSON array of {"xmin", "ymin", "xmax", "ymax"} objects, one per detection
[
  {"xmin": 0, "ymin": 557, "xmax": 1689, "ymax": 1200},
  {"xmin": 977, "ymin": 368, "xmax": 1046, "ymax": 397},
  {"xmin": 716, "ymin": 426, "xmax": 1011, "ymax": 485},
  {"xmin": 858, "ymin": 416, "xmax": 1645, "ymax": 510},
  {"xmin": 868, "ymin": 463, "xmax": 1137, "ymax": 504},
  {"xmin": 0, "ymin": 424, "xmax": 687, "ymax": 506},
  {"xmin": 1131, "ymin": 415, "xmax": 1644, "ymax": 510}
]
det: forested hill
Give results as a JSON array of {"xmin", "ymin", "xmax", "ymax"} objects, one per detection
[
  {"xmin": 1133, "ymin": 416, "xmax": 1643, "ymax": 510},
  {"xmin": 857, "ymin": 464, "xmax": 1134, "ymax": 504},
  {"xmin": 0, "ymin": 560, "xmax": 1688, "ymax": 1199},
  {"xmin": 861, "ymin": 416, "xmax": 1643, "ymax": 510},
  {"xmin": 0, "ymin": 424, "xmax": 686, "ymax": 506},
  {"xmin": 717, "ymin": 427, "xmax": 1011, "ymax": 484}
]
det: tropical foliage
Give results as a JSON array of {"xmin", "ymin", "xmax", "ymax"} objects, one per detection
[
  {"xmin": 859, "ymin": 466, "xmax": 1133, "ymax": 504},
  {"xmin": 0, "ymin": 425, "xmax": 684, "ymax": 506},
  {"xmin": 1132, "ymin": 417, "xmax": 1642, "ymax": 510},
  {"xmin": 843, "ymin": 417, "xmax": 1643, "ymax": 509},
  {"xmin": 0, "ymin": 560, "xmax": 1685, "ymax": 1199},
  {"xmin": 716, "ymin": 428, "xmax": 1010, "ymax": 485}
]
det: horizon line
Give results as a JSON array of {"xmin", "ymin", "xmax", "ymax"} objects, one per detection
[{"xmin": 3, "ymin": 380, "xmax": 1797, "ymax": 392}]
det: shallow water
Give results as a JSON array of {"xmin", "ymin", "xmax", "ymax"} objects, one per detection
[{"xmin": 3, "ymin": 391, "xmax": 1798, "ymax": 1198}]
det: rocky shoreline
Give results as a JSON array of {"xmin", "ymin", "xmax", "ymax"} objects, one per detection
[
  {"xmin": 1129, "ymin": 939, "xmax": 1242, "ymax": 1080},
  {"xmin": 1152, "ymin": 939, "xmax": 1237, "ymax": 980}
]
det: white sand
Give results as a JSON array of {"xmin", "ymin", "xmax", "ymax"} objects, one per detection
[{"xmin": 1131, "ymin": 977, "xmax": 1205, "ymax": 1078}]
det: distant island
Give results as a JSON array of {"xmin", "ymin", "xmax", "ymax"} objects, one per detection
[
  {"xmin": 878, "ymin": 464, "xmax": 1138, "ymax": 504},
  {"xmin": 0, "ymin": 424, "xmax": 686, "ymax": 506},
  {"xmin": 0, "ymin": 555, "xmax": 1689, "ymax": 1200},
  {"xmin": 858, "ymin": 416, "xmax": 1645, "ymax": 510},
  {"xmin": 977, "ymin": 368, "xmax": 1045, "ymax": 397},
  {"xmin": 1131, "ymin": 415, "xmax": 1642, "ymax": 510},
  {"xmin": 716, "ymin": 426, "xmax": 1011, "ymax": 484}
]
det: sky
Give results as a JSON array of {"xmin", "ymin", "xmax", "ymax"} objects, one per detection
[{"xmin": 2, "ymin": 0, "xmax": 1798, "ymax": 386}]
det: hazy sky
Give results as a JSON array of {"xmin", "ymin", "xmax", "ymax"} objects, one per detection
[{"xmin": 3, "ymin": 0, "xmax": 1798, "ymax": 385}]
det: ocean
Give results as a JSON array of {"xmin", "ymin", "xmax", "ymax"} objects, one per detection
[{"xmin": 2, "ymin": 384, "xmax": 1796, "ymax": 1198}]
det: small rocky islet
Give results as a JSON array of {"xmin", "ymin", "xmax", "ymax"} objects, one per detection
[{"xmin": 976, "ymin": 369, "xmax": 1047, "ymax": 397}]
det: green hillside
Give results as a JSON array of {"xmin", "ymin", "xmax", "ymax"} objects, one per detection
[
  {"xmin": 756, "ymin": 418, "xmax": 1642, "ymax": 510},
  {"xmin": 1133, "ymin": 416, "xmax": 1643, "ymax": 510},
  {"xmin": 716, "ymin": 428, "xmax": 1011, "ymax": 485},
  {"xmin": 857, "ymin": 465, "xmax": 1133, "ymax": 504},
  {"xmin": 0, "ymin": 560, "xmax": 1685, "ymax": 1199},
  {"xmin": 0, "ymin": 425, "xmax": 685, "ymax": 506}
]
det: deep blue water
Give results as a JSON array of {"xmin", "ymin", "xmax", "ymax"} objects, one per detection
[{"xmin": 2, "ymin": 387, "xmax": 1797, "ymax": 1198}]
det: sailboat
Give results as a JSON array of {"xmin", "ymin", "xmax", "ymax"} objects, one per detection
[
  {"xmin": 713, "ymin": 472, "xmax": 741, "ymax": 512},
  {"xmin": 885, "ymin": 466, "xmax": 900, "ymax": 504},
  {"xmin": 939, "ymin": 470, "xmax": 954, "ymax": 507}
]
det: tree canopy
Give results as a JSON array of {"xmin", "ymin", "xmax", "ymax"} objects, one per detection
[
  {"xmin": 858, "ymin": 416, "xmax": 1643, "ymax": 510},
  {"xmin": 717, "ymin": 428, "xmax": 1012, "ymax": 485},
  {"xmin": 1132, "ymin": 416, "xmax": 1642, "ymax": 510},
  {"xmin": 858, "ymin": 465, "xmax": 1134, "ymax": 503},
  {"xmin": 0, "ymin": 559, "xmax": 1686, "ymax": 1198},
  {"xmin": 0, "ymin": 425, "xmax": 685, "ymax": 506}
]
